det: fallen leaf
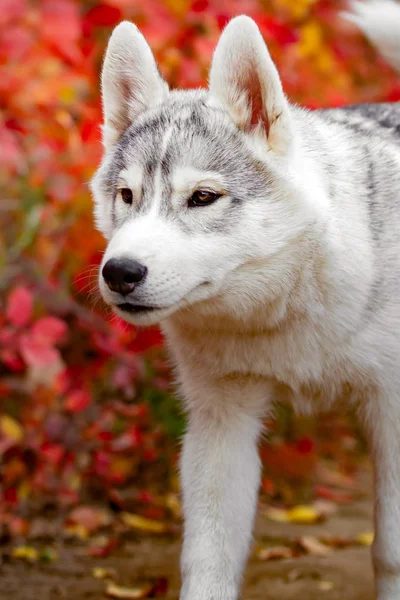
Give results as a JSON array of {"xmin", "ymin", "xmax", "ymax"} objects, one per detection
[
  {"xmin": 87, "ymin": 536, "xmax": 118, "ymax": 557},
  {"xmin": 287, "ymin": 505, "xmax": 322, "ymax": 524},
  {"xmin": 106, "ymin": 583, "xmax": 154, "ymax": 599},
  {"xmin": 263, "ymin": 504, "xmax": 322, "ymax": 524},
  {"xmin": 312, "ymin": 499, "xmax": 338, "ymax": 517},
  {"xmin": 315, "ymin": 485, "xmax": 355, "ymax": 504},
  {"xmin": 8, "ymin": 516, "xmax": 30, "ymax": 537},
  {"xmin": 11, "ymin": 545, "xmax": 39, "ymax": 561},
  {"xmin": 39, "ymin": 547, "xmax": 58, "ymax": 563},
  {"xmin": 92, "ymin": 567, "xmax": 117, "ymax": 580},
  {"xmin": 297, "ymin": 536, "xmax": 331, "ymax": 556},
  {"xmin": 67, "ymin": 505, "xmax": 111, "ymax": 533},
  {"xmin": 256, "ymin": 546, "xmax": 295, "ymax": 561},
  {"xmin": 319, "ymin": 580, "xmax": 335, "ymax": 591},
  {"xmin": 263, "ymin": 507, "xmax": 290, "ymax": 523},
  {"xmin": 64, "ymin": 524, "xmax": 90, "ymax": 540},
  {"xmin": 355, "ymin": 532, "xmax": 374, "ymax": 546},
  {"xmin": 152, "ymin": 577, "xmax": 168, "ymax": 596},
  {"xmin": 120, "ymin": 513, "xmax": 169, "ymax": 533},
  {"xmin": 165, "ymin": 493, "xmax": 182, "ymax": 519}
]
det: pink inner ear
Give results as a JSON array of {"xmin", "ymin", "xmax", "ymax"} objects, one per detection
[{"xmin": 245, "ymin": 67, "xmax": 270, "ymax": 134}]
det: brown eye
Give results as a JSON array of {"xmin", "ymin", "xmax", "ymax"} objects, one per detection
[
  {"xmin": 120, "ymin": 188, "xmax": 133, "ymax": 205},
  {"xmin": 189, "ymin": 190, "xmax": 220, "ymax": 207}
]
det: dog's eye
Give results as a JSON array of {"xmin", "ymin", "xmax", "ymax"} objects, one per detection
[
  {"xmin": 189, "ymin": 190, "xmax": 220, "ymax": 207},
  {"xmin": 120, "ymin": 188, "xmax": 133, "ymax": 205}
]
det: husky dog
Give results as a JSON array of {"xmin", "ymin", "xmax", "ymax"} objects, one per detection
[{"xmin": 91, "ymin": 1, "xmax": 400, "ymax": 598}]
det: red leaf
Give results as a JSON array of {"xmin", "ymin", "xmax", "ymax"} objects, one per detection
[
  {"xmin": 296, "ymin": 437, "xmax": 314, "ymax": 454},
  {"xmin": 6, "ymin": 286, "xmax": 33, "ymax": 327},
  {"xmin": 40, "ymin": 443, "xmax": 64, "ymax": 465},
  {"xmin": 153, "ymin": 577, "xmax": 169, "ymax": 596},
  {"xmin": 87, "ymin": 536, "xmax": 118, "ymax": 557},
  {"xmin": 84, "ymin": 4, "xmax": 122, "ymax": 28},
  {"xmin": 31, "ymin": 317, "xmax": 68, "ymax": 346},
  {"xmin": 65, "ymin": 389, "xmax": 91, "ymax": 413},
  {"xmin": 41, "ymin": 0, "xmax": 81, "ymax": 62},
  {"xmin": 315, "ymin": 485, "xmax": 355, "ymax": 504},
  {"xmin": 191, "ymin": 0, "xmax": 208, "ymax": 12},
  {"xmin": 1, "ymin": 349, "xmax": 24, "ymax": 372}
]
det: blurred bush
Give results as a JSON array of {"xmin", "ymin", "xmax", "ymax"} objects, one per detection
[{"xmin": 0, "ymin": 0, "xmax": 398, "ymax": 526}]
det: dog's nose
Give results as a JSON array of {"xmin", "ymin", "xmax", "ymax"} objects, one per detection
[{"xmin": 102, "ymin": 258, "xmax": 147, "ymax": 296}]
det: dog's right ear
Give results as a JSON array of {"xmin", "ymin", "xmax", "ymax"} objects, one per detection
[{"xmin": 101, "ymin": 22, "xmax": 169, "ymax": 149}]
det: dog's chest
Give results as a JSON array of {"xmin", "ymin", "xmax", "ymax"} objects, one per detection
[
  {"xmin": 170, "ymin": 321, "xmax": 344, "ymax": 389},
  {"xmin": 179, "ymin": 328, "xmax": 363, "ymax": 411}
]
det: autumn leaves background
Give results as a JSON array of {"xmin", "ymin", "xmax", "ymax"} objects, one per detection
[{"xmin": 0, "ymin": 0, "xmax": 398, "ymax": 554}]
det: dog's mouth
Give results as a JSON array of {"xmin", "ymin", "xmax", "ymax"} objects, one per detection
[{"xmin": 116, "ymin": 303, "xmax": 157, "ymax": 314}]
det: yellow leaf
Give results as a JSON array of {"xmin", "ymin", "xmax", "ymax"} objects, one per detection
[
  {"xmin": 355, "ymin": 532, "xmax": 374, "ymax": 546},
  {"xmin": 92, "ymin": 567, "xmax": 116, "ymax": 580},
  {"xmin": 163, "ymin": 0, "xmax": 189, "ymax": 18},
  {"xmin": 287, "ymin": 505, "xmax": 321, "ymax": 524},
  {"xmin": 316, "ymin": 49, "xmax": 335, "ymax": 74},
  {"xmin": 298, "ymin": 22, "xmax": 323, "ymax": 58},
  {"xmin": 1, "ymin": 415, "xmax": 23, "ymax": 442},
  {"xmin": 18, "ymin": 481, "xmax": 31, "ymax": 501},
  {"xmin": 319, "ymin": 581, "xmax": 335, "ymax": 591},
  {"xmin": 106, "ymin": 583, "xmax": 153, "ymax": 599},
  {"xmin": 120, "ymin": 513, "xmax": 168, "ymax": 533},
  {"xmin": 59, "ymin": 87, "xmax": 77, "ymax": 104},
  {"xmin": 277, "ymin": 0, "xmax": 317, "ymax": 19},
  {"xmin": 12, "ymin": 546, "xmax": 39, "ymax": 561},
  {"xmin": 263, "ymin": 507, "xmax": 290, "ymax": 523},
  {"xmin": 165, "ymin": 493, "xmax": 182, "ymax": 519},
  {"xmin": 64, "ymin": 524, "xmax": 90, "ymax": 539}
]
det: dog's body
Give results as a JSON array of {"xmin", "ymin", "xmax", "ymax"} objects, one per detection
[{"xmin": 92, "ymin": 2, "xmax": 400, "ymax": 598}]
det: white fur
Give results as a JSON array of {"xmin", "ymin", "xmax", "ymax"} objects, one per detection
[{"xmin": 93, "ymin": 7, "xmax": 400, "ymax": 600}]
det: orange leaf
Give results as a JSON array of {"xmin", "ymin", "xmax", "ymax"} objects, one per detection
[{"xmin": 106, "ymin": 583, "xmax": 154, "ymax": 599}]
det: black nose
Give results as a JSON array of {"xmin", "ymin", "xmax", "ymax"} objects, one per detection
[{"xmin": 102, "ymin": 258, "xmax": 147, "ymax": 296}]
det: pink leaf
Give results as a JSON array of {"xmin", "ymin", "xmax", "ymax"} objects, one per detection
[
  {"xmin": 31, "ymin": 317, "xmax": 68, "ymax": 346},
  {"xmin": 19, "ymin": 333, "xmax": 60, "ymax": 367},
  {"xmin": 6, "ymin": 286, "xmax": 33, "ymax": 327}
]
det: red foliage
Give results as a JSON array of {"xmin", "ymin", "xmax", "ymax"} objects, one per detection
[{"xmin": 0, "ymin": 0, "xmax": 396, "ymax": 523}]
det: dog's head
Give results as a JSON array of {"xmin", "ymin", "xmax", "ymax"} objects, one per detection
[{"xmin": 92, "ymin": 17, "xmax": 314, "ymax": 326}]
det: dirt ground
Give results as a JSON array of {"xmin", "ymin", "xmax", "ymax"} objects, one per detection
[{"xmin": 0, "ymin": 472, "xmax": 375, "ymax": 600}]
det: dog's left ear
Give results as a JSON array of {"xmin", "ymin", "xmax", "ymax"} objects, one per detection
[
  {"xmin": 101, "ymin": 21, "xmax": 169, "ymax": 149},
  {"xmin": 209, "ymin": 16, "xmax": 292, "ymax": 155}
]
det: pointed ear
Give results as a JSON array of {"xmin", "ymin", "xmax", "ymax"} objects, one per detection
[
  {"xmin": 101, "ymin": 21, "xmax": 169, "ymax": 149},
  {"xmin": 209, "ymin": 16, "xmax": 292, "ymax": 155}
]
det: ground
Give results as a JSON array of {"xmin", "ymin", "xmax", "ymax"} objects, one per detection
[{"xmin": 0, "ymin": 472, "xmax": 375, "ymax": 600}]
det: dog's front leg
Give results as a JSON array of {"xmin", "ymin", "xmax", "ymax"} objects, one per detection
[
  {"xmin": 179, "ymin": 377, "xmax": 269, "ymax": 600},
  {"xmin": 362, "ymin": 393, "xmax": 400, "ymax": 600}
]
